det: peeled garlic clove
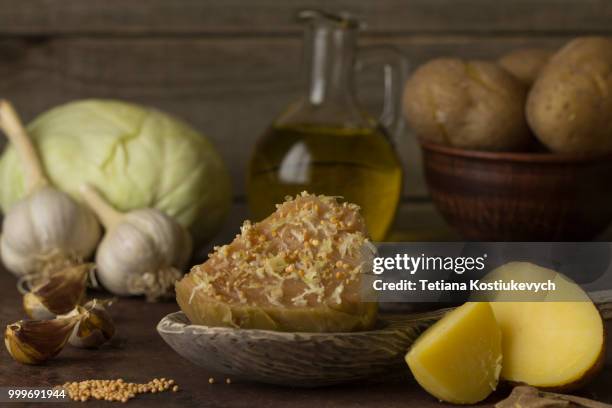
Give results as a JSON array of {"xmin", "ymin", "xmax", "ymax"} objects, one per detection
[
  {"xmin": 80, "ymin": 184, "xmax": 192, "ymax": 301},
  {"xmin": 68, "ymin": 300, "xmax": 115, "ymax": 349},
  {"xmin": 22, "ymin": 263, "xmax": 91, "ymax": 319},
  {"xmin": 4, "ymin": 316, "xmax": 78, "ymax": 365},
  {"xmin": 0, "ymin": 101, "xmax": 101, "ymax": 278}
]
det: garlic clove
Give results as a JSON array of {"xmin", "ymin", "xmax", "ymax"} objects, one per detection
[
  {"xmin": 22, "ymin": 292, "xmax": 55, "ymax": 320},
  {"xmin": 4, "ymin": 316, "xmax": 79, "ymax": 365},
  {"xmin": 22, "ymin": 263, "xmax": 91, "ymax": 319},
  {"xmin": 68, "ymin": 300, "xmax": 115, "ymax": 349}
]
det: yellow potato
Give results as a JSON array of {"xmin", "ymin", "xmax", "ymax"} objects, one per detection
[
  {"xmin": 406, "ymin": 302, "xmax": 502, "ymax": 404},
  {"xmin": 498, "ymin": 48, "xmax": 553, "ymax": 86},
  {"xmin": 403, "ymin": 58, "xmax": 531, "ymax": 151},
  {"xmin": 484, "ymin": 262, "xmax": 606, "ymax": 391},
  {"xmin": 526, "ymin": 37, "xmax": 612, "ymax": 153}
]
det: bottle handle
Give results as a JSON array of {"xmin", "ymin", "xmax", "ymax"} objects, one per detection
[{"xmin": 356, "ymin": 46, "xmax": 409, "ymax": 143}]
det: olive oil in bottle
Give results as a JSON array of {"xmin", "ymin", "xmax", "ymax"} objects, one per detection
[
  {"xmin": 247, "ymin": 123, "xmax": 402, "ymax": 241},
  {"xmin": 247, "ymin": 10, "xmax": 407, "ymax": 240}
]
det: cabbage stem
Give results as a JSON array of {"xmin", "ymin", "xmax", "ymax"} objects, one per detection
[
  {"xmin": 79, "ymin": 184, "xmax": 123, "ymax": 228},
  {"xmin": 0, "ymin": 100, "xmax": 49, "ymax": 193}
]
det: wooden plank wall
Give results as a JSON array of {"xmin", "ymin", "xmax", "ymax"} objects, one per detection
[{"xmin": 0, "ymin": 0, "xmax": 611, "ymax": 239}]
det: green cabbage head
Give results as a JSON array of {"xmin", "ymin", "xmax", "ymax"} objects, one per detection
[{"xmin": 0, "ymin": 99, "xmax": 231, "ymax": 246}]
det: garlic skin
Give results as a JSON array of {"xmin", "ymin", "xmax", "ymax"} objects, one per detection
[
  {"xmin": 0, "ymin": 100, "xmax": 101, "ymax": 277},
  {"xmin": 80, "ymin": 184, "xmax": 192, "ymax": 300},
  {"xmin": 23, "ymin": 292, "xmax": 56, "ymax": 320},
  {"xmin": 4, "ymin": 316, "xmax": 78, "ymax": 365},
  {"xmin": 22, "ymin": 263, "xmax": 91, "ymax": 319},
  {"xmin": 1, "ymin": 187, "xmax": 100, "ymax": 277},
  {"xmin": 68, "ymin": 300, "xmax": 115, "ymax": 348}
]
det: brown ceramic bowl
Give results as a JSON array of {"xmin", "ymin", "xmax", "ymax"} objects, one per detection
[{"xmin": 421, "ymin": 142, "xmax": 612, "ymax": 241}]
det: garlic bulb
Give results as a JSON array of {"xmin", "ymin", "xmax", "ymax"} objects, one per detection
[
  {"xmin": 80, "ymin": 184, "xmax": 192, "ymax": 301},
  {"xmin": 0, "ymin": 100, "xmax": 101, "ymax": 277},
  {"xmin": 22, "ymin": 263, "xmax": 91, "ymax": 320},
  {"xmin": 68, "ymin": 299, "xmax": 115, "ymax": 348}
]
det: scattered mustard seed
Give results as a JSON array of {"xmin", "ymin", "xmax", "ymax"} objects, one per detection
[{"xmin": 60, "ymin": 378, "xmax": 178, "ymax": 402}]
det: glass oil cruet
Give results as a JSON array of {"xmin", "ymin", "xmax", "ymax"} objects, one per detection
[{"xmin": 247, "ymin": 10, "xmax": 407, "ymax": 241}]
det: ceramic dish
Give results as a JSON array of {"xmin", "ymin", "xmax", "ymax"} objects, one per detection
[
  {"xmin": 421, "ymin": 142, "xmax": 612, "ymax": 240},
  {"xmin": 157, "ymin": 309, "xmax": 447, "ymax": 387}
]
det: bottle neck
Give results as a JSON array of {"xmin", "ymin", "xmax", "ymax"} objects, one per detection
[{"xmin": 303, "ymin": 24, "xmax": 356, "ymax": 106}]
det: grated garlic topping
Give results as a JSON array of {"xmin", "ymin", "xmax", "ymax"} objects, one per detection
[{"xmin": 187, "ymin": 192, "xmax": 370, "ymax": 308}]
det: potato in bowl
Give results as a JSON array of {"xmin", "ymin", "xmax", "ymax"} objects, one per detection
[
  {"xmin": 498, "ymin": 48, "xmax": 553, "ymax": 86},
  {"xmin": 403, "ymin": 58, "xmax": 531, "ymax": 151},
  {"xmin": 527, "ymin": 37, "xmax": 612, "ymax": 154}
]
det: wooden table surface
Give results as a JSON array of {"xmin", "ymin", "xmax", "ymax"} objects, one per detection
[{"xmin": 1, "ymin": 271, "xmax": 611, "ymax": 407}]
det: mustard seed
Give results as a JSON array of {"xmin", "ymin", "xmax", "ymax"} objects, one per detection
[{"xmin": 59, "ymin": 377, "xmax": 179, "ymax": 402}]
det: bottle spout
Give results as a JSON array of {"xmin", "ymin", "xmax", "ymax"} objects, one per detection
[
  {"xmin": 297, "ymin": 10, "xmax": 362, "ymax": 107},
  {"xmin": 297, "ymin": 9, "xmax": 364, "ymax": 30}
]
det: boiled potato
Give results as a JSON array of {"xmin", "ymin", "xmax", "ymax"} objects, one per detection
[
  {"xmin": 403, "ymin": 58, "xmax": 531, "ymax": 151},
  {"xmin": 406, "ymin": 302, "xmax": 502, "ymax": 404},
  {"xmin": 485, "ymin": 262, "xmax": 605, "ymax": 391},
  {"xmin": 526, "ymin": 37, "xmax": 612, "ymax": 154},
  {"xmin": 498, "ymin": 48, "xmax": 553, "ymax": 86}
]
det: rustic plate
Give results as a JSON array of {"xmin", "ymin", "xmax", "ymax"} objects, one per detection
[{"xmin": 157, "ymin": 309, "xmax": 447, "ymax": 387}]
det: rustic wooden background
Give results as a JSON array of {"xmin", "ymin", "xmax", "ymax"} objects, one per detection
[{"xmin": 1, "ymin": 0, "xmax": 611, "ymax": 240}]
